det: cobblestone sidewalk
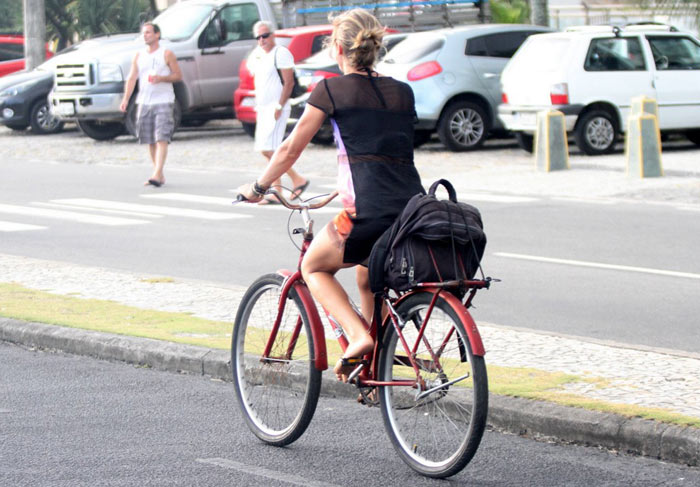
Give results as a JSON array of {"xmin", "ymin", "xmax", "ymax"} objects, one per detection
[{"xmin": 2, "ymin": 252, "xmax": 699, "ymax": 420}]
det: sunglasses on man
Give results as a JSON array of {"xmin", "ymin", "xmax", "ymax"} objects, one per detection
[{"xmin": 256, "ymin": 32, "xmax": 272, "ymax": 40}]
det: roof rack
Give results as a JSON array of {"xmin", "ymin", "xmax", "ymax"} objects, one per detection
[
  {"xmin": 624, "ymin": 22, "xmax": 678, "ymax": 32},
  {"xmin": 565, "ymin": 25, "xmax": 615, "ymax": 33}
]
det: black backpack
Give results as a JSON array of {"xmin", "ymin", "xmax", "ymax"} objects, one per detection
[
  {"xmin": 274, "ymin": 47, "xmax": 305, "ymax": 98},
  {"xmin": 368, "ymin": 179, "xmax": 487, "ymax": 294}
]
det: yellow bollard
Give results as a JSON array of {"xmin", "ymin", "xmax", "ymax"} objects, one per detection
[
  {"xmin": 534, "ymin": 110, "xmax": 569, "ymax": 172},
  {"xmin": 625, "ymin": 113, "xmax": 663, "ymax": 178}
]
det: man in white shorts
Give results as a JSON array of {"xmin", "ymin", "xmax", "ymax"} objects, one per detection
[{"xmin": 248, "ymin": 21, "xmax": 309, "ymax": 204}]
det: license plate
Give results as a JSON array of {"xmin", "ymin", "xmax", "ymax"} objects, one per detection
[
  {"xmin": 240, "ymin": 97, "xmax": 255, "ymax": 108},
  {"xmin": 58, "ymin": 102, "xmax": 75, "ymax": 116},
  {"xmin": 516, "ymin": 112, "xmax": 536, "ymax": 127}
]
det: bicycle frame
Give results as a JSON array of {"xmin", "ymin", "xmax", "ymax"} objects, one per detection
[{"xmin": 259, "ymin": 190, "xmax": 488, "ymax": 391}]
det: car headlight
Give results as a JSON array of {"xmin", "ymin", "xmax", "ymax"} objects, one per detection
[
  {"xmin": 0, "ymin": 80, "xmax": 36, "ymax": 98},
  {"xmin": 98, "ymin": 63, "xmax": 123, "ymax": 83}
]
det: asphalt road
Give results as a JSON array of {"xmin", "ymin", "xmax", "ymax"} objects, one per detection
[
  {"xmin": 1, "ymin": 153, "xmax": 699, "ymax": 352},
  {"xmin": 3, "ymin": 341, "xmax": 699, "ymax": 486}
]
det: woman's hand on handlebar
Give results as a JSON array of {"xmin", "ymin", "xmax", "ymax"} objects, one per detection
[{"xmin": 236, "ymin": 182, "xmax": 264, "ymax": 203}]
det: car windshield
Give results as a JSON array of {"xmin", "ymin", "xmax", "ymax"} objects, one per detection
[
  {"xmin": 382, "ymin": 34, "xmax": 444, "ymax": 64},
  {"xmin": 153, "ymin": 4, "xmax": 214, "ymax": 41},
  {"xmin": 508, "ymin": 37, "xmax": 571, "ymax": 72}
]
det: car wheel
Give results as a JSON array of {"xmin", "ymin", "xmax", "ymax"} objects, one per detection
[
  {"xmin": 413, "ymin": 129, "xmax": 432, "ymax": 148},
  {"xmin": 574, "ymin": 110, "xmax": 617, "ymax": 155},
  {"xmin": 77, "ymin": 120, "xmax": 125, "ymax": 141},
  {"xmin": 242, "ymin": 122, "xmax": 255, "ymax": 138},
  {"xmin": 311, "ymin": 120, "xmax": 334, "ymax": 145},
  {"xmin": 686, "ymin": 129, "xmax": 700, "ymax": 146},
  {"xmin": 5, "ymin": 122, "xmax": 28, "ymax": 131},
  {"xmin": 29, "ymin": 99, "xmax": 64, "ymax": 135},
  {"xmin": 437, "ymin": 101, "xmax": 488, "ymax": 151},
  {"xmin": 515, "ymin": 132, "xmax": 534, "ymax": 153},
  {"xmin": 125, "ymin": 101, "xmax": 138, "ymax": 136}
]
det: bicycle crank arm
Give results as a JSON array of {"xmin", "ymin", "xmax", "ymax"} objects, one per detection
[
  {"xmin": 346, "ymin": 363, "xmax": 365, "ymax": 384},
  {"xmin": 415, "ymin": 373, "xmax": 470, "ymax": 400}
]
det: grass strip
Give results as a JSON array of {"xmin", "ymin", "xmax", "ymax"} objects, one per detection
[{"xmin": 1, "ymin": 282, "xmax": 698, "ymax": 428}]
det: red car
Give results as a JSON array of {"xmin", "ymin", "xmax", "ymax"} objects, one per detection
[
  {"xmin": 233, "ymin": 24, "xmax": 333, "ymax": 136},
  {"xmin": 0, "ymin": 33, "xmax": 53, "ymax": 77}
]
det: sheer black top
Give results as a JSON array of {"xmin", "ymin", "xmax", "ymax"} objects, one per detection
[{"xmin": 307, "ymin": 73, "xmax": 424, "ymax": 264}]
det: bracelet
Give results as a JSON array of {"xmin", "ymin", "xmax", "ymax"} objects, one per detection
[
  {"xmin": 275, "ymin": 103, "xmax": 283, "ymax": 111},
  {"xmin": 252, "ymin": 180, "xmax": 268, "ymax": 197}
]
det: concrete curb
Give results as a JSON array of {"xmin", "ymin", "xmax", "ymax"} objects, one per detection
[{"xmin": 2, "ymin": 318, "xmax": 698, "ymax": 466}]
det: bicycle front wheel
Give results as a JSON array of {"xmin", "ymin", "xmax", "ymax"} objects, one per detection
[
  {"xmin": 378, "ymin": 291, "xmax": 488, "ymax": 478},
  {"xmin": 231, "ymin": 273, "xmax": 321, "ymax": 446}
]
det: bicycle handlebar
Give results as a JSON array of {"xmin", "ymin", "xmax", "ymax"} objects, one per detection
[{"xmin": 235, "ymin": 188, "xmax": 339, "ymax": 210}]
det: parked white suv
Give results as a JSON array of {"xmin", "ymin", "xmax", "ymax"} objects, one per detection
[{"xmin": 498, "ymin": 25, "xmax": 700, "ymax": 155}]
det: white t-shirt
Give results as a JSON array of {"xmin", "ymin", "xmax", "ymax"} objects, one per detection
[{"xmin": 248, "ymin": 45, "xmax": 294, "ymax": 107}]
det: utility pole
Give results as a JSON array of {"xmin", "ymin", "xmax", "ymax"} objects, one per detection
[
  {"xmin": 531, "ymin": 0, "xmax": 550, "ymax": 27},
  {"xmin": 23, "ymin": 0, "xmax": 46, "ymax": 71}
]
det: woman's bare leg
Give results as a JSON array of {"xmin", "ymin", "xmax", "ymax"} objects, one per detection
[{"xmin": 301, "ymin": 223, "xmax": 373, "ymax": 381}]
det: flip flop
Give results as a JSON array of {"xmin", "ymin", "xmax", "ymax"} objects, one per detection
[
  {"xmin": 147, "ymin": 179, "xmax": 163, "ymax": 187},
  {"xmin": 290, "ymin": 180, "xmax": 310, "ymax": 200},
  {"xmin": 258, "ymin": 195, "xmax": 280, "ymax": 205}
]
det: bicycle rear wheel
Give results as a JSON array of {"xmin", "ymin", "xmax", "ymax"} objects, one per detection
[
  {"xmin": 231, "ymin": 273, "xmax": 321, "ymax": 446},
  {"xmin": 378, "ymin": 291, "xmax": 488, "ymax": 478}
]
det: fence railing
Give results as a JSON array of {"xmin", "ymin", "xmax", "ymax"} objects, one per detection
[{"xmin": 272, "ymin": 0, "xmax": 487, "ymax": 31}]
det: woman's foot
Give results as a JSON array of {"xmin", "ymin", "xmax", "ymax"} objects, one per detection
[{"xmin": 334, "ymin": 335, "xmax": 374, "ymax": 383}]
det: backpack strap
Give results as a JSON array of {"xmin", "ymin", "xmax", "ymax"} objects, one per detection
[{"xmin": 428, "ymin": 179, "xmax": 458, "ymax": 203}]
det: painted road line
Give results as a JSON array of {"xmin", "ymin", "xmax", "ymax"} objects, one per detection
[
  {"xmin": 0, "ymin": 221, "xmax": 46, "ymax": 232},
  {"xmin": 36, "ymin": 202, "xmax": 164, "ymax": 219},
  {"xmin": 149, "ymin": 191, "xmax": 342, "ymax": 214},
  {"xmin": 455, "ymin": 193, "xmax": 538, "ymax": 203},
  {"xmin": 0, "ymin": 204, "xmax": 149, "ymax": 226},
  {"xmin": 551, "ymin": 197, "xmax": 616, "ymax": 205},
  {"xmin": 495, "ymin": 252, "xmax": 700, "ymax": 281},
  {"xmin": 51, "ymin": 198, "xmax": 248, "ymax": 220},
  {"xmin": 195, "ymin": 458, "xmax": 341, "ymax": 487},
  {"xmin": 141, "ymin": 193, "xmax": 234, "ymax": 206}
]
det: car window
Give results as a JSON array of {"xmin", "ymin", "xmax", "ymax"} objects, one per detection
[
  {"xmin": 647, "ymin": 36, "xmax": 700, "ymax": 70},
  {"xmin": 220, "ymin": 4, "xmax": 259, "ymax": 42},
  {"xmin": 310, "ymin": 35, "xmax": 328, "ymax": 55},
  {"xmin": 202, "ymin": 3, "xmax": 260, "ymax": 46},
  {"xmin": 155, "ymin": 4, "xmax": 214, "ymax": 41},
  {"xmin": 507, "ymin": 37, "xmax": 571, "ymax": 72},
  {"xmin": 584, "ymin": 37, "xmax": 646, "ymax": 71},
  {"xmin": 382, "ymin": 34, "xmax": 444, "ymax": 64},
  {"xmin": 0, "ymin": 41, "xmax": 24, "ymax": 62},
  {"xmin": 466, "ymin": 31, "xmax": 538, "ymax": 58}
]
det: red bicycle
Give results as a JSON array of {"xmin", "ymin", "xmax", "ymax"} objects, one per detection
[{"xmin": 231, "ymin": 189, "xmax": 492, "ymax": 478}]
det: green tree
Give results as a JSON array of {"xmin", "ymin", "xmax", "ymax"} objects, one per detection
[
  {"xmin": 46, "ymin": 0, "xmax": 154, "ymax": 50},
  {"xmin": 490, "ymin": 0, "xmax": 530, "ymax": 23},
  {"xmin": 0, "ymin": 0, "xmax": 23, "ymax": 32}
]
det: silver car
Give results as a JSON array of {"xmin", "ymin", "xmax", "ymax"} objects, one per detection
[{"xmin": 378, "ymin": 24, "xmax": 552, "ymax": 151}]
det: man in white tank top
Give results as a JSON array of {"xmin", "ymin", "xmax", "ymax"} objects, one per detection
[{"xmin": 120, "ymin": 22, "xmax": 182, "ymax": 187}]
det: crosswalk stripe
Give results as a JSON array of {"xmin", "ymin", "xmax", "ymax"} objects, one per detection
[
  {"xmin": 0, "ymin": 204, "xmax": 149, "ymax": 226},
  {"xmin": 141, "ymin": 193, "xmax": 233, "ymax": 206},
  {"xmin": 51, "ymin": 198, "xmax": 248, "ymax": 220},
  {"xmin": 36, "ymin": 202, "xmax": 164, "ymax": 219},
  {"xmin": 0, "ymin": 220, "xmax": 47, "ymax": 232},
  {"xmin": 147, "ymin": 192, "xmax": 340, "ymax": 214}
]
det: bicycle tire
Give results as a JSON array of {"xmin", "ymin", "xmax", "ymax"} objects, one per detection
[
  {"xmin": 378, "ymin": 291, "xmax": 488, "ymax": 478},
  {"xmin": 231, "ymin": 273, "xmax": 321, "ymax": 446}
]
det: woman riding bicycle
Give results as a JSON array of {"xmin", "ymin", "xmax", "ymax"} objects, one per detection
[{"xmin": 239, "ymin": 9, "xmax": 424, "ymax": 382}]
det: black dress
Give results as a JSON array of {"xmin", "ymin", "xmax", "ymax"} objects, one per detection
[{"xmin": 307, "ymin": 73, "xmax": 425, "ymax": 264}]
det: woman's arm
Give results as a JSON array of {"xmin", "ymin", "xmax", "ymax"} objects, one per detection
[{"xmin": 239, "ymin": 103, "xmax": 327, "ymax": 201}]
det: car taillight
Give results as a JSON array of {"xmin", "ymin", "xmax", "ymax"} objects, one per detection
[
  {"xmin": 550, "ymin": 83, "xmax": 569, "ymax": 105},
  {"xmin": 308, "ymin": 70, "xmax": 339, "ymax": 92},
  {"xmin": 501, "ymin": 93, "xmax": 509, "ymax": 104},
  {"xmin": 407, "ymin": 61, "xmax": 442, "ymax": 82}
]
